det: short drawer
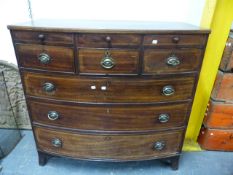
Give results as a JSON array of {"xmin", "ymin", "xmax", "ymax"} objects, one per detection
[
  {"xmin": 12, "ymin": 31, "xmax": 73, "ymax": 45},
  {"xmin": 143, "ymin": 48, "xmax": 203, "ymax": 74},
  {"xmin": 29, "ymin": 99, "xmax": 191, "ymax": 131},
  {"xmin": 16, "ymin": 44, "xmax": 75, "ymax": 72},
  {"xmin": 143, "ymin": 34, "xmax": 206, "ymax": 47},
  {"xmin": 35, "ymin": 126, "xmax": 183, "ymax": 160},
  {"xmin": 78, "ymin": 49, "xmax": 139, "ymax": 75},
  {"xmin": 78, "ymin": 34, "xmax": 141, "ymax": 47},
  {"xmin": 23, "ymin": 72, "xmax": 196, "ymax": 103}
]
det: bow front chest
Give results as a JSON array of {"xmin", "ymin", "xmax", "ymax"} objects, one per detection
[{"xmin": 8, "ymin": 20, "xmax": 209, "ymax": 170}]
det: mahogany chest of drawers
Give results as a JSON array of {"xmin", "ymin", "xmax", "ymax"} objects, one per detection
[{"xmin": 8, "ymin": 20, "xmax": 209, "ymax": 170}]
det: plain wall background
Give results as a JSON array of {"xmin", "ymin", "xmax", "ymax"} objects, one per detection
[{"xmin": 1, "ymin": 0, "xmax": 206, "ymax": 64}]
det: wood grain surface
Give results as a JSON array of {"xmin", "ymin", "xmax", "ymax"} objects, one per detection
[
  {"xmin": 23, "ymin": 72, "xmax": 196, "ymax": 103},
  {"xmin": 8, "ymin": 20, "xmax": 209, "ymax": 167},
  {"xmin": 78, "ymin": 34, "xmax": 141, "ymax": 48},
  {"xmin": 8, "ymin": 20, "xmax": 210, "ymax": 34},
  {"xmin": 143, "ymin": 34, "xmax": 207, "ymax": 47},
  {"xmin": 12, "ymin": 30, "xmax": 73, "ymax": 45},
  {"xmin": 143, "ymin": 48, "xmax": 203, "ymax": 74},
  {"xmin": 35, "ymin": 126, "xmax": 183, "ymax": 160},
  {"xmin": 29, "ymin": 99, "xmax": 191, "ymax": 131},
  {"xmin": 78, "ymin": 48, "xmax": 139, "ymax": 75},
  {"xmin": 16, "ymin": 44, "xmax": 75, "ymax": 72}
]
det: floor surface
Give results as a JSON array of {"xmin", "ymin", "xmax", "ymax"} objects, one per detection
[{"xmin": 0, "ymin": 130, "xmax": 233, "ymax": 175}]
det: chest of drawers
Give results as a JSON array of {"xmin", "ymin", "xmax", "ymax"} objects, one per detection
[{"xmin": 8, "ymin": 20, "xmax": 209, "ymax": 170}]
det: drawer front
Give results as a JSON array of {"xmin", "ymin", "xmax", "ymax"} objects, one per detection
[
  {"xmin": 23, "ymin": 72, "xmax": 195, "ymax": 103},
  {"xmin": 143, "ymin": 34, "xmax": 206, "ymax": 47},
  {"xmin": 35, "ymin": 127, "xmax": 183, "ymax": 160},
  {"xmin": 29, "ymin": 99, "xmax": 190, "ymax": 131},
  {"xmin": 143, "ymin": 48, "xmax": 202, "ymax": 74},
  {"xmin": 16, "ymin": 44, "xmax": 75, "ymax": 72},
  {"xmin": 78, "ymin": 34, "xmax": 141, "ymax": 47},
  {"xmin": 12, "ymin": 31, "xmax": 73, "ymax": 45},
  {"xmin": 79, "ymin": 49, "xmax": 139, "ymax": 75}
]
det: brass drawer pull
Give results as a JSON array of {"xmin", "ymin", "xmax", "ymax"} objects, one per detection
[
  {"xmin": 48, "ymin": 111, "xmax": 59, "ymax": 120},
  {"xmin": 43, "ymin": 82, "xmax": 55, "ymax": 92},
  {"xmin": 51, "ymin": 138, "xmax": 62, "ymax": 148},
  {"xmin": 101, "ymin": 51, "xmax": 115, "ymax": 69},
  {"xmin": 38, "ymin": 53, "xmax": 51, "ymax": 64},
  {"xmin": 154, "ymin": 141, "xmax": 166, "ymax": 151},
  {"xmin": 158, "ymin": 114, "xmax": 170, "ymax": 123},
  {"xmin": 162, "ymin": 85, "xmax": 175, "ymax": 96},
  {"xmin": 166, "ymin": 55, "xmax": 180, "ymax": 66}
]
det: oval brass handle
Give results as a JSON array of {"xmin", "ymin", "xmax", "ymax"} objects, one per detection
[
  {"xmin": 154, "ymin": 141, "xmax": 166, "ymax": 151},
  {"xmin": 162, "ymin": 85, "xmax": 175, "ymax": 96},
  {"xmin": 166, "ymin": 55, "xmax": 180, "ymax": 66},
  {"xmin": 158, "ymin": 114, "xmax": 170, "ymax": 123},
  {"xmin": 101, "ymin": 51, "xmax": 115, "ymax": 69},
  {"xmin": 172, "ymin": 36, "xmax": 180, "ymax": 43},
  {"xmin": 101, "ymin": 58, "xmax": 115, "ymax": 69},
  {"xmin": 38, "ymin": 53, "xmax": 51, "ymax": 64},
  {"xmin": 51, "ymin": 138, "xmax": 62, "ymax": 148},
  {"xmin": 48, "ymin": 111, "xmax": 59, "ymax": 120},
  {"xmin": 43, "ymin": 82, "xmax": 55, "ymax": 92}
]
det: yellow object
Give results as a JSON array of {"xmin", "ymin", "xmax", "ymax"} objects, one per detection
[
  {"xmin": 185, "ymin": 0, "xmax": 233, "ymax": 145},
  {"xmin": 183, "ymin": 139, "xmax": 202, "ymax": 152}
]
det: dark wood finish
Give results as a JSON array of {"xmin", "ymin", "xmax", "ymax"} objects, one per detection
[
  {"xmin": 28, "ymin": 99, "xmax": 191, "ymax": 131},
  {"xmin": 198, "ymin": 127, "xmax": 233, "ymax": 151},
  {"xmin": 7, "ymin": 20, "xmax": 210, "ymax": 34},
  {"xmin": 204, "ymin": 99, "xmax": 233, "ymax": 129},
  {"xmin": 8, "ymin": 20, "xmax": 209, "ymax": 169},
  {"xmin": 143, "ymin": 34, "xmax": 207, "ymax": 47},
  {"xmin": 78, "ymin": 34, "xmax": 141, "ymax": 47},
  {"xmin": 38, "ymin": 151, "xmax": 48, "ymax": 166},
  {"xmin": 35, "ymin": 126, "xmax": 183, "ymax": 160},
  {"xmin": 23, "ymin": 72, "xmax": 195, "ymax": 103},
  {"xmin": 160, "ymin": 155, "xmax": 180, "ymax": 170},
  {"xmin": 143, "ymin": 48, "xmax": 202, "ymax": 74},
  {"xmin": 219, "ymin": 33, "xmax": 233, "ymax": 72},
  {"xmin": 12, "ymin": 30, "xmax": 73, "ymax": 45},
  {"xmin": 16, "ymin": 44, "xmax": 75, "ymax": 72},
  {"xmin": 78, "ymin": 49, "xmax": 139, "ymax": 75},
  {"xmin": 170, "ymin": 155, "xmax": 180, "ymax": 170}
]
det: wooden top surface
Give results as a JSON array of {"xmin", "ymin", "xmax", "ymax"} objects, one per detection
[{"xmin": 8, "ymin": 19, "xmax": 210, "ymax": 34}]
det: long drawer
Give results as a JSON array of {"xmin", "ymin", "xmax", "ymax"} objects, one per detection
[
  {"xmin": 23, "ymin": 72, "xmax": 196, "ymax": 103},
  {"xmin": 35, "ymin": 126, "xmax": 183, "ymax": 160},
  {"xmin": 29, "ymin": 99, "xmax": 191, "ymax": 131}
]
